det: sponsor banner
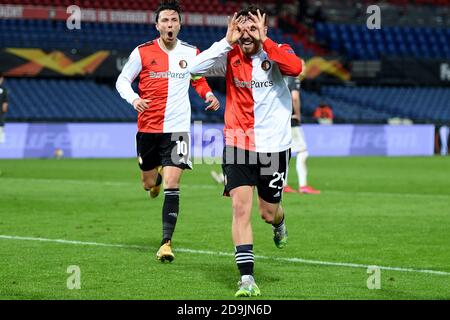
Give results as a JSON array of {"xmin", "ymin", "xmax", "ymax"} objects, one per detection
[
  {"xmin": 380, "ymin": 58, "xmax": 450, "ymax": 85},
  {"xmin": 0, "ymin": 5, "xmax": 23, "ymax": 19},
  {"xmin": 303, "ymin": 56, "xmax": 351, "ymax": 82},
  {"xmin": 0, "ymin": 48, "xmax": 127, "ymax": 77},
  {"xmin": 304, "ymin": 124, "xmax": 435, "ymax": 156},
  {"xmin": 0, "ymin": 123, "xmax": 435, "ymax": 159},
  {"xmin": 0, "ymin": 5, "xmax": 277, "ymax": 27},
  {"xmin": 0, "ymin": 48, "xmax": 348, "ymax": 79},
  {"xmin": 0, "ymin": 123, "xmax": 136, "ymax": 159}
]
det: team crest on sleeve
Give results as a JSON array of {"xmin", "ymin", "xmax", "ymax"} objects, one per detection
[
  {"xmin": 261, "ymin": 60, "xmax": 272, "ymax": 71},
  {"xmin": 179, "ymin": 60, "xmax": 188, "ymax": 69}
]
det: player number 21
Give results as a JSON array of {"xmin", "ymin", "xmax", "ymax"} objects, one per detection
[{"xmin": 269, "ymin": 172, "xmax": 285, "ymax": 190}]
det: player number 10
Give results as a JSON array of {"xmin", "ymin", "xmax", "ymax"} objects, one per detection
[{"xmin": 176, "ymin": 140, "xmax": 188, "ymax": 156}]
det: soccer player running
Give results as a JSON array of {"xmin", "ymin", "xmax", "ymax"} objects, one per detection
[
  {"xmin": 116, "ymin": 0, "xmax": 219, "ymax": 262},
  {"xmin": 189, "ymin": 6, "xmax": 302, "ymax": 297},
  {"xmin": 283, "ymin": 68, "xmax": 321, "ymax": 195}
]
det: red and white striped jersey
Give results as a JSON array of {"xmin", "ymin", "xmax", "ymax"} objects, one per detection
[
  {"xmin": 189, "ymin": 38, "xmax": 302, "ymax": 153},
  {"xmin": 116, "ymin": 38, "xmax": 212, "ymax": 133}
]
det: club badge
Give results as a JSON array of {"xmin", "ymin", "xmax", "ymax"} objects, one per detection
[
  {"xmin": 179, "ymin": 60, "xmax": 188, "ymax": 69},
  {"xmin": 261, "ymin": 60, "xmax": 271, "ymax": 71}
]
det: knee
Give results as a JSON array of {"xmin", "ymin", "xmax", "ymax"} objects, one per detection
[
  {"xmin": 232, "ymin": 200, "xmax": 251, "ymax": 221},
  {"xmin": 298, "ymin": 150, "xmax": 309, "ymax": 162},
  {"xmin": 164, "ymin": 176, "xmax": 180, "ymax": 189},
  {"xmin": 259, "ymin": 207, "xmax": 277, "ymax": 224},
  {"xmin": 142, "ymin": 177, "xmax": 156, "ymax": 191}
]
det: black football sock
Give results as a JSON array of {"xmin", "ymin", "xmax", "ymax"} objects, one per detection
[
  {"xmin": 235, "ymin": 244, "xmax": 254, "ymax": 276},
  {"xmin": 161, "ymin": 188, "xmax": 179, "ymax": 245},
  {"xmin": 272, "ymin": 214, "xmax": 285, "ymax": 230}
]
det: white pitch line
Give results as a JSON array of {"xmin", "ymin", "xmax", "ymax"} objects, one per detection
[
  {"xmin": 1, "ymin": 177, "xmax": 217, "ymax": 189},
  {"xmin": 3, "ymin": 177, "xmax": 449, "ymax": 198},
  {"xmin": 325, "ymin": 190, "xmax": 450, "ymax": 200},
  {"xmin": 1, "ymin": 235, "xmax": 449, "ymax": 276}
]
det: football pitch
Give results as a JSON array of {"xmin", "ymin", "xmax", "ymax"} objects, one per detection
[{"xmin": 0, "ymin": 157, "xmax": 449, "ymax": 300}]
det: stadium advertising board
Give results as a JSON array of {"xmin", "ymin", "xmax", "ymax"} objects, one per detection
[
  {"xmin": 0, "ymin": 48, "xmax": 122, "ymax": 77},
  {"xmin": 353, "ymin": 57, "xmax": 450, "ymax": 85},
  {"xmin": 0, "ymin": 49, "xmax": 349, "ymax": 80},
  {"xmin": 381, "ymin": 58, "xmax": 450, "ymax": 85},
  {"xmin": 0, "ymin": 4, "xmax": 276, "ymax": 27},
  {"xmin": 0, "ymin": 123, "xmax": 435, "ymax": 159}
]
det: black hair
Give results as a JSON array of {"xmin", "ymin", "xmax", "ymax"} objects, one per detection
[
  {"xmin": 155, "ymin": 0, "xmax": 182, "ymax": 23},
  {"xmin": 236, "ymin": 5, "xmax": 268, "ymax": 25}
]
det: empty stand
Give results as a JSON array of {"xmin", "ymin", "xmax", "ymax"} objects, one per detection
[
  {"xmin": 0, "ymin": 19, "xmax": 309, "ymax": 55},
  {"xmin": 4, "ymin": 78, "xmax": 449, "ymax": 123},
  {"xmin": 321, "ymin": 86, "xmax": 450, "ymax": 122},
  {"xmin": 315, "ymin": 23, "xmax": 450, "ymax": 59},
  {"xmin": 3, "ymin": 78, "xmax": 226, "ymax": 122}
]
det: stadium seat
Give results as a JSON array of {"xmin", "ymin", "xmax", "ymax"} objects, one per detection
[
  {"xmin": 0, "ymin": 19, "xmax": 305, "ymax": 53},
  {"xmin": 320, "ymin": 86, "xmax": 450, "ymax": 122},
  {"xmin": 315, "ymin": 23, "xmax": 450, "ymax": 60},
  {"xmin": 3, "ymin": 78, "xmax": 227, "ymax": 123}
]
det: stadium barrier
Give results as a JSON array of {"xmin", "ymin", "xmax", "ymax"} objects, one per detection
[{"xmin": 0, "ymin": 123, "xmax": 435, "ymax": 159}]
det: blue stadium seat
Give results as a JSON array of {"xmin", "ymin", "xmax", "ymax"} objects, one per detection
[
  {"xmin": 316, "ymin": 23, "xmax": 450, "ymax": 60},
  {"xmin": 0, "ymin": 19, "xmax": 302, "ymax": 52},
  {"xmin": 4, "ymin": 78, "xmax": 228, "ymax": 123},
  {"xmin": 320, "ymin": 86, "xmax": 450, "ymax": 122}
]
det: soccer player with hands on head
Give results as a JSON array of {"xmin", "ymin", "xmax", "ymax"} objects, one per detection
[{"xmin": 189, "ymin": 5, "xmax": 303, "ymax": 297}]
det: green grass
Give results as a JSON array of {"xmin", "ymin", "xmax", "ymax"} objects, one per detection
[{"xmin": 0, "ymin": 157, "xmax": 449, "ymax": 300}]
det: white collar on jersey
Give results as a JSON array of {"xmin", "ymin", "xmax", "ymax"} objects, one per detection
[{"xmin": 157, "ymin": 38, "xmax": 180, "ymax": 54}]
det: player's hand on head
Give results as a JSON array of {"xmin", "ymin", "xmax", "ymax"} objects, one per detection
[
  {"xmin": 132, "ymin": 98, "xmax": 151, "ymax": 113},
  {"xmin": 226, "ymin": 13, "xmax": 244, "ymax": 45},
  {"xmin": 205, "ymin": 94, "xmax": 220, "ymax": 112},
  {"xmin": 244, "ymin": 23, "xmax": 260, "ymax": 41},
  {"xmin": 247, "ymin": 9, "xmax": 267, "ymax": 42}
]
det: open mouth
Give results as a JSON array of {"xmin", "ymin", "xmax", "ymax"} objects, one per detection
[{"xmin": 168, "ymin": 31, "xmax": 174, "ymax": 38}]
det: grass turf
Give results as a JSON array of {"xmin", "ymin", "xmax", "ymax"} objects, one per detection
[{"xmin": 0, "ymin": 157, "xmax": 449, "ymax": 300}]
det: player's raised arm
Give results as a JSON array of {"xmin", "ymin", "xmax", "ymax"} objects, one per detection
[
  {"xmin": 246, "ymin": 9, "xmax": 302, "ymax": 77},
  {"xmin": 188, "ymin": 13, "xmax": 244, "ymax": 76},
  {"xmin": 263, "ymin": 41, "xmax": 302, "ymax": 77},
  {"xmin": 188, "ymin": 41, "xmax": 230, "ymax": 77}
]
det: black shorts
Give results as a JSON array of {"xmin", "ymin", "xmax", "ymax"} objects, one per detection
[
  {"xmin": 136, "ymin": 132, "xmax": 192, "ymax": 171},
  {"xmin": 222, "ymin": 146, "xmax": 291, "ymax": 204}
]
